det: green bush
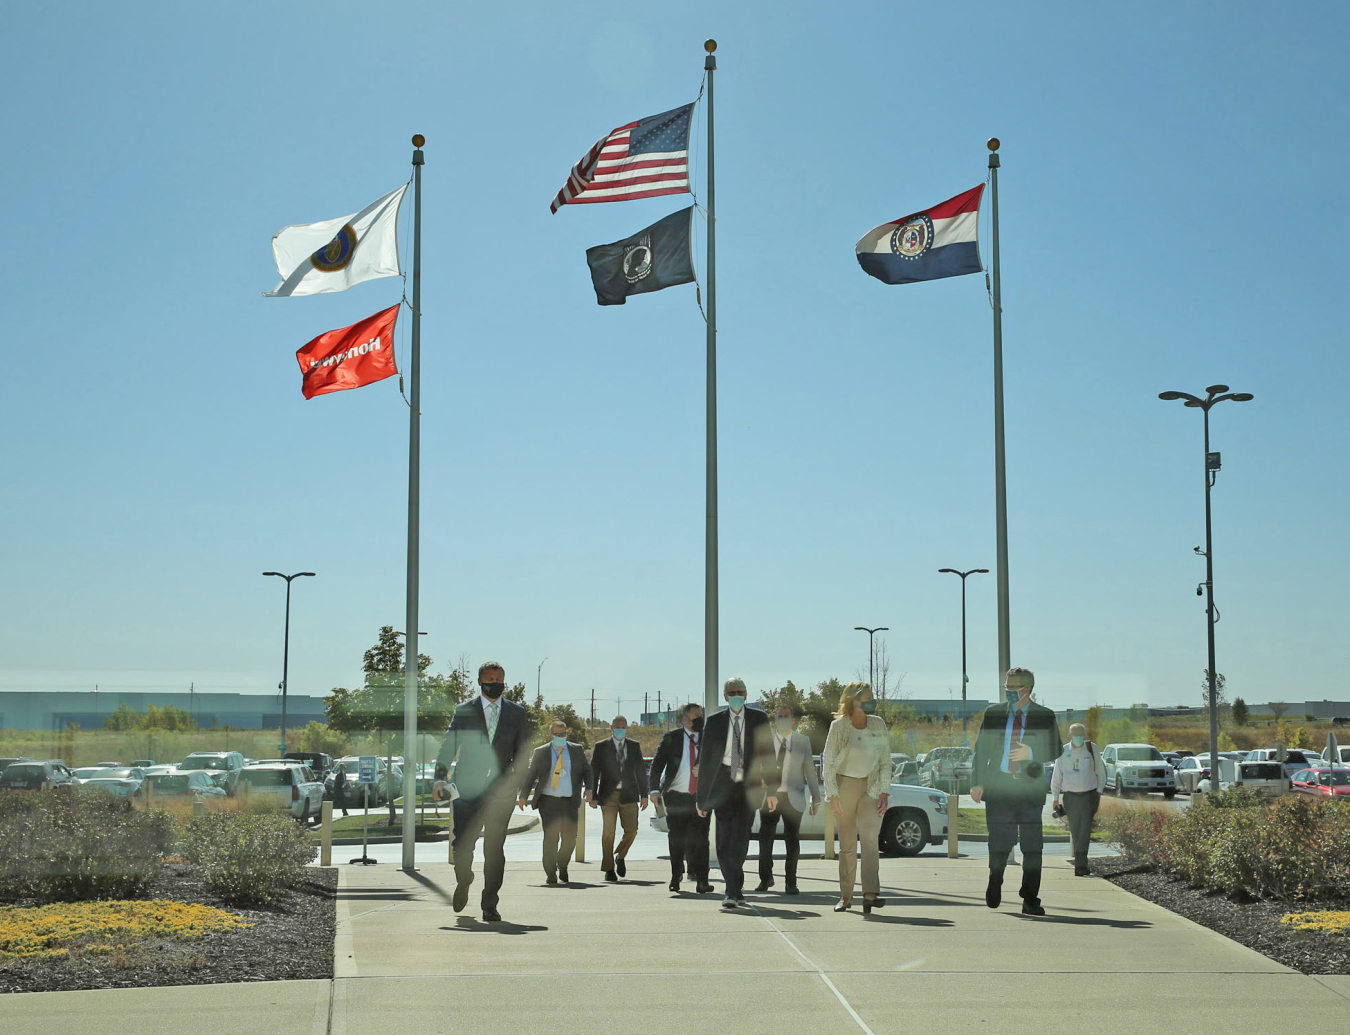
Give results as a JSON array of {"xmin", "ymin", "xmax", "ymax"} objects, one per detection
[
  {"xmin": 182, "ymin": 811, "xmax": 316, "ymax": 904},
  {"xmin": 0, "ymin": 789, "xmax": 176, "ymax": 903},
  {"xmin": 1105, "ymin": 795, "xmax": 1350, "ymax": 901}
]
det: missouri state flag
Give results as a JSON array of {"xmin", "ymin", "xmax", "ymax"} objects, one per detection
[
  {"xmin": 855, "ymin": 185, "xmax": 984, "ymax": 285},
  {"xmin": 296, "ymin": 304, "xmax": 399, "ymax": 399}
]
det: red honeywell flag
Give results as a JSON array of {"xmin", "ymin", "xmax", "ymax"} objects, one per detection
[{"xmin": 296, "ymin": 304, "xmax": 400, "ymax": 399}]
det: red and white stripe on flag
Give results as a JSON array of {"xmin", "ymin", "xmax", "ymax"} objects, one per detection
[
  {"xmin": 550, "ymin": 104, "xmax": 692, "ymax": 213},
  {"xmin": 296, "ymin": 304, "xmax": 399, "ymax": 399}
]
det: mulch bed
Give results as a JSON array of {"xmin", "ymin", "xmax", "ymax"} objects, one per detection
[
  {"xmin": 0, "ymin": 865, "xmax": 336, "ymax": 994},
  {"xmin": 1094, "ymin": 856, "xmax": 1350, "ymax": 975}
]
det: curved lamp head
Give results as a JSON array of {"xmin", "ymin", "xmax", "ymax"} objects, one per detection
[
  {"xmin": 973, "ymin": 568, "xmax": 990, "ymax": 574},
  {"xmin": 1205, "ymin": 384, "xmax": 1230, "ymax": 395},
  {"xmin": 938, "ymin": 568, "xmax": 958, "ymax": 574},
  {"xmin": 262, "ymin": 571, "xmax": 280, "ymax": 577},
  {"xmin": 1158, "ymin": 391, "xmax": 1185, "ymax": 401},
  {"xmin": 1229, "ymin": 392, "xmax": 1254, "ymax": 402}
]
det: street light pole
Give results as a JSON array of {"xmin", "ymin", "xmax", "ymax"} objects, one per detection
[
  {"xmin": 939, "ymin": 566, "xmax": 993, "ymax": 744},
  {"xmin": 537, "ymin": 657, "xmax": 548, "ymax": 701},
  {"xmin": 262, "ymin": 571, "xmax": 316, "ymax": 754},
  {"xmin": 853, "ymin": 626, "xmax": 889, "ymax": 692},
  {"xmin": 1158, "ymin": 384, "xmax": 1254, "ymax": 770}
]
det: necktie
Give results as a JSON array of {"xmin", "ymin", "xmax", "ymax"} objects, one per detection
[
  {"xmin": 688, "ymin": 735, "xmax": 698, "ymax": 794},
  {"xmin": 731, "ymin": 715, "xmax": 743, "ymax": 776},
  {"xmin": 776, "ymin": 738, "xmax": 784, "ymax": 766},
  {"xmin": 1009, "ymin": 709, "xmax": 1024, "ymax": 774},
  {"xmin": 549, "ymin": 746, "xmax": 566, "ymax": 790},
  {"xmin": 488, "ymin": 701, "xmax": 499, "ymax": 742}
]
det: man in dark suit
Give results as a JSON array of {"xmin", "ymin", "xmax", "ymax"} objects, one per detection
[
  {"xmin": 589, "ymin": 716, "xmax": 649, "ymax": 882},
  {"xmin": 648, "ymin": 703, "xmax": 713, "ymax": 894},
  {"xmin": 518, "ymin": 719, "xmax": 593, "ymax": 886},
  {"xmin": 970, "ymin": 666, "xmax": 1063, "ymax": 916},
  {"xmin": 435, "ymin": 661, "xmax": 532, "ymax": 922},
  {"xmin": 757, "ymin": 705, "xmax": 820, "ymax": 895},
  {"xmin": 696, "ymin": 678, "xmax": 774, "ymax": 909}
]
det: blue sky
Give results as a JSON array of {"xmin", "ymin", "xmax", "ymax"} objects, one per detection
[{"xmin": 2, "ymin": 2, "xmax": 1346, "ymax": 716}]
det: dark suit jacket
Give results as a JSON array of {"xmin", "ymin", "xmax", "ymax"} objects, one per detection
[
  {"xmin": 520, "ymin": 742, "xmax": 592, "ymax": 808},
  {"xmin": 696, "ymin": 706, "xmax": 773, "ymax": 813},
  {"xmin": 434, "ymin": 696, "xmax": 532, "ymax": 802},
  {"xmin": 972, "ymin": 699, "xmax": 1062, "ymax": 801},
  {"xmin": 590, "ymin": 738, "xmax": 649, "ymax": 804},
  {"xmin": 649, "ymin": 726, "xmax": 701, "ymax": 797}
]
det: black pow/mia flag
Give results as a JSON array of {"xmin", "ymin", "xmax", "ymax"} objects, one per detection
[{"xmin": 585, "ymin": 206, "xmax": 696, "ymax": 306}]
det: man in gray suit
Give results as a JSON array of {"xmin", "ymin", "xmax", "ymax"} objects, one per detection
[{"xmin": 757, "ymin": 705, "xmax": 821, "ymax": 895}]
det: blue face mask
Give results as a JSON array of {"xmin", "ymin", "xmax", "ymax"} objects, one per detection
[
  {"xmin": 776, "ymin": 717, "xmax": 793, "ymax": 734},
  {"xmin": 552, "ymin": 735, "xmax": 567, "ymax": 749},
  {"xmin": 727, "ymin": 695, "xmax": 746, "ymax": 712},
  {"xmin": 860, "ymin": 700, "xmax": 877, "ymax": 715},
  {"xmin": 1005, "ymin": 689, "xmax": 1021, "ymax": 705},
  {"xmin": 1071, "ymin": 736, "xmax": 1085, "ymax": 748},
  {"xmin": 613, "ymin": 729, "xmax": 626, "ymax": 740}
]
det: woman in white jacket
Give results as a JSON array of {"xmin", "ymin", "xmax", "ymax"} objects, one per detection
[{"xmin": 822, "ymin": 682, "xmax": 891, "ymax": 915}]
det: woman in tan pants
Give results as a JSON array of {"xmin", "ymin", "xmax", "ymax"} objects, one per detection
[{"xmin": 822, "ymin": 683, "xmax": 891, "ymax": 916}]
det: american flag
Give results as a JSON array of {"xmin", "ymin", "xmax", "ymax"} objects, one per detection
[{"xmin": 550, "ymin": 103, "xmax": 694, "ymax": 213}]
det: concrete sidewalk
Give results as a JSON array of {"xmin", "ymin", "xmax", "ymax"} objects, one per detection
[{"xmin": 10, "ymin": 853, "xmax": 1350, "ymax": 1034}]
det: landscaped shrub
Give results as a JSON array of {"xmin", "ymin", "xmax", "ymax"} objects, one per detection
[
  {"xmin": 1104, "ymin": 794, "xmax": 1350, "ymax": 901},
  {"xmin": 0, "ymin": 789, "xmax": 177, "ymax": 903},
  {"xmin": 181, "ymin": 811, "xmax": 316, "ymax": 904}
]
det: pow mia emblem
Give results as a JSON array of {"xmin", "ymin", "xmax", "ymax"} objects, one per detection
[
  {"xmin": 622, "ymin": 234, "xmax": 653, "ymax": 284},
  {"xmin": 889, "ymin": 214, "xmax": 934, "ymax": 260},
  {"xmin": 311, "ymin": 224, "xmax": 358, "ymax": 272}
]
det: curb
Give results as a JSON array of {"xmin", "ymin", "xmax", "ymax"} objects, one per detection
[
  {"xmin": 957, "ymin": 833, "xmax": 1071, "ymax": 843},
  {"xmin": 326, "ymin": 815, "xmax": 539, "ymax": 846}
]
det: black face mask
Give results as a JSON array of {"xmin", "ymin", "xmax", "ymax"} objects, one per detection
[
  {"xmin": 690, "ymin": 715, "xmax": 705, "ymax": 734},
  {"xmin": 480, "ymin": 682, "xmax": 505, "ymax": 700}
]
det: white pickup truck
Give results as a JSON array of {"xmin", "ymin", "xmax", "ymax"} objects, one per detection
[{"xmin": 237, "ymin": 762, "xmax": 326, "ymax": 824}]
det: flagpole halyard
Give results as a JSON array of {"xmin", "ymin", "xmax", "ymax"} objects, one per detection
[
  {"xmin": 987, "ymin": 137, "xmax": 1011, "ymax": 683},
  {"xmin": 402, "ymin": 133, "xmax": 425, "ymax": 870},
  {"xmin": 703, "ymin": 39, "xmax": 719, "ymax": 715}
]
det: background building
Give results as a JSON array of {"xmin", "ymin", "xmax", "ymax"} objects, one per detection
[{"xmin": 0, "ymin": 690, "xmax": 328, "ymax": 731}]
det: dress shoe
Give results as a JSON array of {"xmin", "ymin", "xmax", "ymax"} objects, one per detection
[
  {"xmin": 546, "ymin": 875, "xmax": 558, "ymax": 886},
  {"xmin": 754, "ymin": 879, "xmax": 774, "ymax": 893},
  {"xmin": 1021, "ymin": 901, "xmax": 1046, "ymax": 916},
  {"xmin": 616, "ymin": 857, "xmax": 627, "ymax": 878},
  {"xmin": 833, "ymin": 900, "xmax": 851, "ymax": 913},
  {"xmin": 721, "ymin": 896, "xmax": 737, "ymax": 910},
  {"xmin": 558, "ymin": 867, "xmax": 569, "ymax": 883},
  {"xmin": 985, "ymin": 878, "xmax": 1002, "ymax": 909},
  {"xmin": 669, "ymin": 879, "xmax": 681, "ymax": 892},
  {"xmin": 604, "ymin": 870, "xmax": 618, "ymax": 883},
  {"xmin": 452, "ymin": 881, "xmax": 471, "ymax": 913},
  {"xmin": 482, "ymin": 908, "xmax": 502, "ymax": 922},
  {"xmin": 784, "ymin": 884, "xmax": 800, "ymax": 896},
  {"xmin": 696, "ymin": 881, "xmax": 714, "ymax": 894},
  {"xmin": 736, "ymin": 896, "xmax": 748, "ymax": 908}
]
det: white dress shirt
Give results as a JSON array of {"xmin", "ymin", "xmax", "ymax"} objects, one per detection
[
  {"xmin": 1051, "ymin": 742, "xmax": 1106, "ymax": 800},
  {"xmin": 722, "ymin": 708, "xmax": 747, "ymax": 781},
  {"xmin": 611, "ymin": 736, "xmax": 627, "ymax": 789},
  {"xmin": 669, "ymin": 730, "xmax": 699, "ymax": 794}
]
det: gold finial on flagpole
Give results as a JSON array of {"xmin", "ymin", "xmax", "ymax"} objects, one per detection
[
  {"xmin": 412, "ymin": 134, "xmax": 425, "ymax": 148},
  {"xmin": 705, "ymin": 39, "xmax": 717, "ymax": 53},
  {"xmin": 987, "ymin": 137, "xmax": 1000, "ymax": 152}
]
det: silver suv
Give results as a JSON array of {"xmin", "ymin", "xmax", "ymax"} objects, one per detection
[{"xmin": 1102, "ymin": 743, "xmax": 1177, "ymax": 798}]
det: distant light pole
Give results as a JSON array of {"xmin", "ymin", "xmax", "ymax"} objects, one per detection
[
  {"xmin": 537, "ymin": 657, "xmax": 548, "ymax": 700},
  {"xmin": 262, "ymin": 571, "xmax": 315, "ymax": 754},
  {"xmin": 1158, "ymin": 384, "xmax": 1253, "ymax": 770},
  {"xmin": 853, "ymin": 626, "xmax": 889, "ymax": 693},
  {"xmin": 939, "ymin": 568, "xmax": 989, "ymax": 746}
]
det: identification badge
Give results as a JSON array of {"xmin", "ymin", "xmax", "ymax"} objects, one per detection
[{"xmin": 1073, "ymin": 760, "xmax": 1080, "ymax": 771}]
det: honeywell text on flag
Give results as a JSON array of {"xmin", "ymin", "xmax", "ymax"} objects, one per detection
[
  {"xmin": 296, "ymin": 304, "xmax": 400, "ymax": 399},
  {"xmin": 550, "ymin": 104, "xmax": 693, "ymax": 213},
  {"xmin": 265, "ymin": 185, "xmax": 407, "ymax": 297},
  {"xmin": 855, "ymin": 185, "xmax": 984, "ymax": 285}
]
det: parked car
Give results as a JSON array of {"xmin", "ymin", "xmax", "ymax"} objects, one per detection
[
  {"xmin": 0, "ymin": 757, "xmax": 36, "ymax": 774},
  {"xmin": 79, "ymin": 768, "xmax": 145, "ymax": 797},
  {"xmin": 1102, "ymin": 744, "xmax": 1177, "ymax": 797},
  {"xmin": 283, "ymin": 751, "xmax": 333, "ymax": 777},
  {"xmin": 73, "ymin": 766, "xmax": 113, "ymax": 783},
  {"xmin": 326, "ymin": 756, "xmax": 392, "ymax": 807},
  {"xmin": 1225, "ymin": 760, "xmax": 1289, "ymax": 797},
  {"xmin": 140, "ymin": 764, "xmax": 178, "ymax": 778},
  {"xmin": 0, "ymin": 760, "xmax": 77, "ymax": 790},
  {"xmin": 892, "ymin": 759, "xmax": 923, "ymax": 786},
  {"xmin": 1289, "ymin": 768, "xmax": 1350, "ymax": 798},
  {"xmin": 1176, "ymin": 754, "xmax": 1212, "ymax": 793},
  {"xmin": 919, "ymin": 747, "xmax": 974, "ymax": 793},
  {"xmin": 1243, "ymin": 748, "xmax": 1317, "ymax": 778},
  {"xmin": 177, "ymin": 751, "xmax": 247, "ymax": 794},
  {"xmin": 135, "ymin": 770, "xmax": 227, "ymax": 802},
  {"xmin": 237, "ymin": 763, "xmax": 325, "ymax": 823},
  {"xmin": 1320, "ymin": 746, "xmax": 1350, "ymax": 766},
  {"xmin": 1161, "ymin": 751, "xmax": 1184, "ymax": 769},
  {"xmin": 129, "ymin": 759, "xmax": 157, "ymax": 768}
]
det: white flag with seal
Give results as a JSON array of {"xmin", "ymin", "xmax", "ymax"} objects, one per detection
[{"xmin": 264, "ymin": 184, "xmax": 407, "ymax": 297}]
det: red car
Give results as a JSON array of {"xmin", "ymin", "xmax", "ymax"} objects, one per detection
[{"xmin": 1289, "ymin": 768, "xmax": 1350, "ymax": 798}]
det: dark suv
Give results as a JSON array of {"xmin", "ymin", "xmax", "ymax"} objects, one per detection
[
  {"xmin": 283, "ymin": 751, "xmax": 333, "ymax": 777},
  {"xmin": 0, "ymin": 760, "xmax": 77, "ymax": 790}
]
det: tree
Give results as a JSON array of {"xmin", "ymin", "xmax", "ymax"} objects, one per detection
[
  {"xmin": 142, "ymin": 704, "xmax": 195, "ymax": 731},
  {"xmin": 1201, "ymin": 671, "xmax": 1226, "ymax": 710},
  {"xmin": 756, "ymin": 680, "xmax": 808, "ymax": 717},
  {"xmin": 104, "ymin": 702, "xmax": 140, "ymax": 731},
  {"xmin": 1291, "ymin": 726, "xmax": 1313, "ymax": 750},
  {"xmin": 1217, "ymin": 731, "xmax": 1236, "ymax": 752},
  {"xmin": 1084, "ymin": 706, "xmax": 1104, "ymax": 747},
  {"xmin": 1268, "ymin": 701, "xmax": 1291, "ymax": 721},
  {"xmin": 297, "ymin": 720, "xmax": 351, "ymax": 757},
  {"xmin": 1231, "ymin": 697, "xmax": 1249, "ymax": 727}
]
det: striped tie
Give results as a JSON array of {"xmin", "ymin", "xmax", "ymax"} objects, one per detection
[
  {"xmin": 550, "ymin": 747, "xmax": 566, "ymax": 790},
  {"xmin": 488, "ymin": 701, "xmax": 499, "ymax": 742}
]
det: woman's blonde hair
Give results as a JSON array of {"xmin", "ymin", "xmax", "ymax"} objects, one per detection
[{"xmin": 836, "ymin": 681, "xmax": 873, "ymax": 717}]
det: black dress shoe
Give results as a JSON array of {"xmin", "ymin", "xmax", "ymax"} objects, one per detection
[
  {"xmin": 482, "ymin": 908, "xmax": 502, "ymax": 922},
  {"xmin": 669, "ymin": 879, "xmax": 681, "ymax": 892},
  {"xmin": 696, "ymin": 881, "xmax": 714, "ymax": 894},
  {"xmin": 784, "ymin": 884, "xmax": 800, "ymax": 895},
  {"xmin": 1021, "ymin": 901, "xmax": 1046, "ymax": 916},
  {"xmin": 558, "ymin": 867, "xmax": 569, "ymax": 883},
  {"xmin": 546, "ymin": 875, "xmax": 558, "ymax": 886},
  {"xmin": 985, "ymin": 878, "xmax": 1002, "ymax": 909},
  {"xmin": 735, "ymin": 896, "xmax": 748, "ymax": 908},
  {"xmin": 452, "ymin": 882, "xmax": 471, "ymax": 912},
  {"xmin": 605, "ymin": 870, "xmax": 618, "ymax": 883},
  {"xmin": 616, "ymin": 857, "xmax": 627, "ymax": 878},
  {"xmin": 754, "ymin": 879, "xmax": 774, "ymax": 892}
]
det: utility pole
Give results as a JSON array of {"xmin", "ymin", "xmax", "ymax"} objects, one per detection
[
  {"xmin": 590, "ymin": 689, "xmax": 595, "ymax": 727},
  {"xmin": 644, "ymin": 693, "xmax": 649, "ymax": 722}
]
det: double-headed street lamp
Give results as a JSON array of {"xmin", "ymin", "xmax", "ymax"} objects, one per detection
[
  {"xmin": 1157, "ymin": 384, "xmax": 1253, "ymax": 771},
  {"xmin": 939, "ymin": 568, "xmax": 989, "ymax": 746},
  {"xmin": 854, "ymin": 626, "xmax": 889, "ymax": 693},
  {"xmin": 262, "ymin": 571, "xmax": 315, "ymax": 754}
]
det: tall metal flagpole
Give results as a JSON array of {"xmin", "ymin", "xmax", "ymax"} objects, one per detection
[
  {"xmin": 402, "ymin": 133, "xmax": 425, "ymax": 870},
  {"xmin": 703, "ymin": 40, "xmax": 719, "ymax": 714},
  {"xmin": 987, "ymin": 138, "xmax": 1010, "ymax": 683}
]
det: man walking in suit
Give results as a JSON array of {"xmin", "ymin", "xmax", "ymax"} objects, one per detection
[
  {"xmin": 590, "ymin": 716, "xmax": 648, "ymax": 883},
  {"xmin": 696, "ymin": 678, "xmax": 774, "ymax": 909},
  {"xmin": 519, "ymin": 719, "xmax": 593, "ymax": 885},
  {"xmin": 757, "ymin": 705, "xmax": 820, "ymax": 895},
  {"xmin": 648, "ymin": 703, "xmax": 713, "ymax": 894},
  {"xmin": 970, "ymin": 666, "xmax": 1062, "ymax": 916},
  {"xmin": 435, "ymin": 661, "xmax": 532, "ymax": 922}
]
